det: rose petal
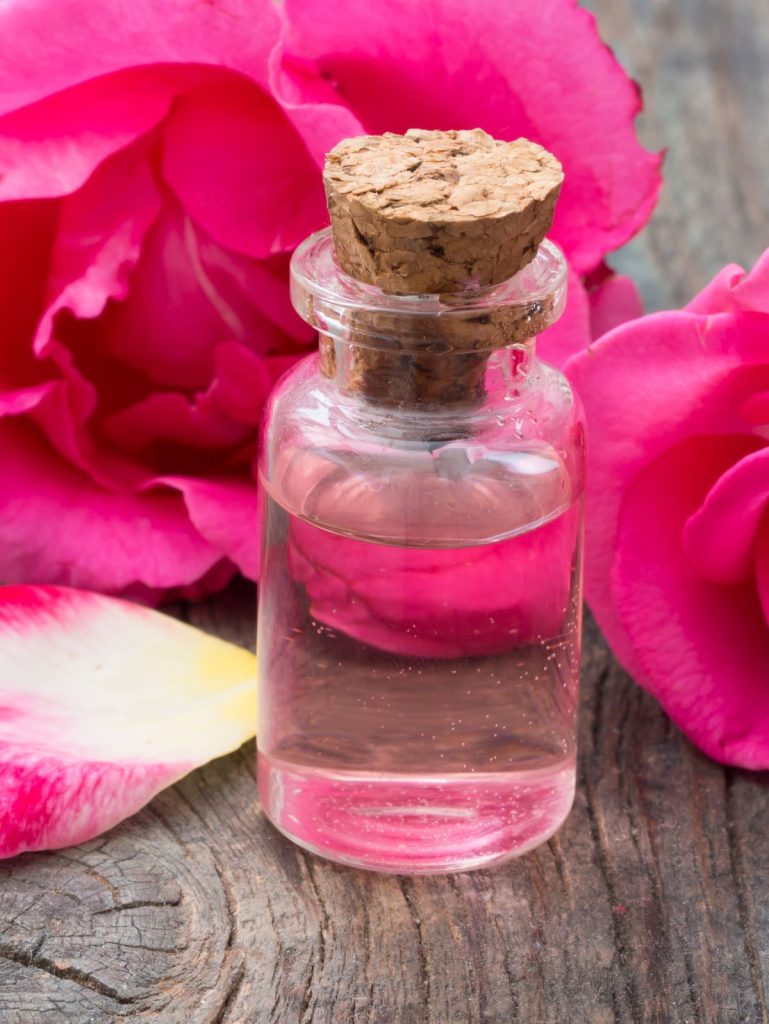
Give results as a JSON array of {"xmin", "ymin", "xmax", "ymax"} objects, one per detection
[
  {"xmin": 103, "ymin": 392, "xmax": 249, "ymax": 455},
  {"xmin": 684, "ymin": 448, "xmax": 769, "ymax": 584},
  {"xmin": 732, "ymin": 248, "xmax": 769, "ymax": 315},
  {"xmin": 16, "ymin": 138, "xmax": 163, "ymax": 483},
  {"xmin": 161, "ymin": 76, "xmax": 328, "ymax": 258},
  {"xmin": 0, "ymin": 0, "xmax": 279, "ymax": 115},
  {"xmin": 740, "ymin": 390, "xmax": 769, "ymax": 427},
  {"xmin": 754, "ymin": 518, "xmax": 769, "ymax": 628},
  {"xmin": 101, "ymin": 206, "xmax": 310, "ymax": 392},
  {"xmin": 269, "ymin": 44, "xmax": 366, "ymax": 168},
  {"xmin": 281, "ymin": 0, "xmax": 661, "ymax": 273},
  {"xmin": 0, "ymin": 420, "xmax": 223, "ymax": 592},
  {"xmin": 0, "ymin": 71, "xmax": 174, "ymax": 201},
  {"xmin": 41, "ymin": 138, "xmax": 162, "ymax": 329},
  {"xmin": 685, "ymin": 263, "xmax": 746, "ymax": 315},
  {"xmin": 0, "ymin": 383, "xmax": 58, "ymax": 417},
  {"xmin": 155, "ymin": 476, "xmax": 261, "ymax": 580},
  {"xmin": 685, "ymin": 253, "xmax": 769, "ymax": 318},
  {"xmin": 537, "ymin": 265, "xmax": 644, "ymax": 371},
  {"xmin": 210, "ymin": 342, "xmax": 302, "ymax": 427},
  {"xmin": 0, "ymin": 199, "xmax": 59, "ymax": 383},
  {"xmin": 588, "ymin": 272, "xmax": 644, "ymax": 339},
  {"xmin": 611, "ymin": 438, "xmax": 769, "ymax": 768},
  {"xmin": 196, "ymin": 249, "xmax": 314, "ymax": 352},
  {"xmin": 0, "ymin": 585, "xmax": 255, "ymax": 857},
  {"xmin": 98, "ymin": 205, "xmax": 232, "ymax": 391}
]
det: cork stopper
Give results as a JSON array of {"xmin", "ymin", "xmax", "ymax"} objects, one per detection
[
  {"xmin": 310, "ymin": 129, "xmax": 564, "ymax": 407},
  {"xmin": 324, "ymin": 128, "xmax": 563, "ymax": 295}
]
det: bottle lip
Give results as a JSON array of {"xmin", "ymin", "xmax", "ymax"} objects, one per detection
[{"xmin": 290, "ymin": 227, "xmax": 567, "ymax": 324}]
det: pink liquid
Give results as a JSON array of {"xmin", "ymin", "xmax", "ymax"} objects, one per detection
[{"xmin": 257, "ymin": 477, "xmax": 582, "ymax": 873}]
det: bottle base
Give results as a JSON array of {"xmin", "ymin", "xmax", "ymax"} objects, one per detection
[{"xmin": 257, "ymin": 752, "xmax": 575, "ymax": 875}]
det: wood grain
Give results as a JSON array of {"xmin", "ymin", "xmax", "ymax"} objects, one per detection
[{"xmin": 3, "ymin": 1, "xmax": 769, "ymax": 1021}]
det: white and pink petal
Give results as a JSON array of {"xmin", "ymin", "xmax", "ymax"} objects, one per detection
[{"xmin": 0, "ymin": 585, "xmax": 256, "ymax": 858}]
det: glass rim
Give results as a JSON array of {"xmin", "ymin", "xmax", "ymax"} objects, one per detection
[{"xmin": 290, "ymin": 227, "xmax": 567, "ymax": 321}]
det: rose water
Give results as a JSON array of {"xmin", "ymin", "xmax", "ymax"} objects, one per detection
[{"xmin": 258, "ymin": 482, "xmax": 581, "ymax": 872}]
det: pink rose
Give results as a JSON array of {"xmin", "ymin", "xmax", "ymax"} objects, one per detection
[
  {"xmin": 567, "ymin": 250, "xmax": 769, "ymax": 769},
  {"xmin": 0, "ymin": 0, "xmax": 659, "ymax": 597},
  {"xmin": 0, "ymin": 0, "xmax": 350, "ymax": 596}
]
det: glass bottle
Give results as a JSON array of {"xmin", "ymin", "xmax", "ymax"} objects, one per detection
[{"xmin": 256, "ymin": 227, "xmax": 585, "ymax": 874}]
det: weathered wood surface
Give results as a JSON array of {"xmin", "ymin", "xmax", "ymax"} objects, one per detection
[{"xmin": 2, "ymin": 1, "xmax": 769, "ymax": 1021}]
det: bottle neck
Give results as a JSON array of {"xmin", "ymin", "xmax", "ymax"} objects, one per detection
[
  {"xmin": 290, "ymin": 228, "xmax": 565, "ymax": 410},
  {"xmin": 318, "ymin": 334, "xmax": 537, "ymax": 410}
]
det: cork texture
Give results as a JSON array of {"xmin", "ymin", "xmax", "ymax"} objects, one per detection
[{"xmin": 323, "ymin": 128, "xmax": 563, "ymax": 295}]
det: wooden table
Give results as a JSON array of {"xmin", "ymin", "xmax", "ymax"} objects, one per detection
[{"xmin": 2, "ymin": 2, "xmax": 769, "ymax": 1021}]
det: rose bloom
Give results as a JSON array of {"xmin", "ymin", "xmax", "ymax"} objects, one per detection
[
  {"xmin": 0, "ymin": 0, "xmax": 660, "ymax": 598},
  {"xmin": 567, "ymin": 251, "xmax": 769, "ymax": 769}
]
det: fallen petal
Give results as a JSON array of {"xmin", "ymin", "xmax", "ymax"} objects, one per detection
[{"xmin": 0, "ymin": 585, "xmax": 256, "ymax": 857}]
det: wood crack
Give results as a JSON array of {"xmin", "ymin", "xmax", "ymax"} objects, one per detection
[
  {"xmin": 681, "ymin": 946, "xmax": 703, "ymax": 1024},
  {"xmin": 150, "ymin": 803, "xmax": 187, "ymax": 846},
  {"xmin": 214, "ymin": 860, "xmax": 239, "ymax": 951},
  {"xmin": 546, "ymin": 833, "xmax": 573, "ymax": 901},
  {"xmin": 93, "ymin": 895, "xmax": 182, "ymax": 916},
  {"xmin": 620, "ymin": 690, "xmax": 686, "ymax": 1020},
  {"xmin": 299, "ymin": 855, "xmax": 330, "ymax": 1023},
  {"xmin": 448, "ymin": 874, "xmax": 479, "ymax": 1020},
  {"xmin": 207, "ymin": 962, "xmax": 246, "ymax": 1024},
  {"xmin": 357, "ymin": 881, "xmax": 375, "ymax": 1024},
  {"xmin": 298, "ymin": 956, "xmax": 317, "ymax": 1024},
  {"xmin": 582, "ymin": 668, "xmax": 644, "ymax": 1024},
  {"xmin": 398, "ymin": 878, "xmax": 431, "ymax": 1022},
  {"xmin": 489, "ymin": 905, "xmax": 519, "ymax": 1023},
  {"xmin": 725, "ymin": 771, "xmax": 769, "ymax": 1023},
  {"xmin": 52, "ymin": 853, "xmax": 121, "ymax": 905},
  {"xmin": 0, "ymin": 941, "xmax": 137, "ymax": 1005}
]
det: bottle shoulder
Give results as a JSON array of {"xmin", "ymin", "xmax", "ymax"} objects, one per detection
[{"xmin": 265, "ymin": 354, "xmax": 584, "ymax": 453}]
